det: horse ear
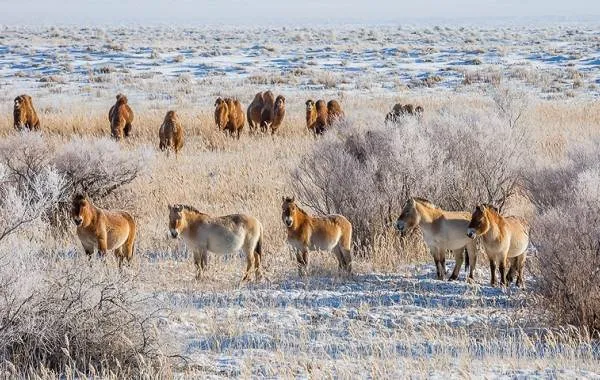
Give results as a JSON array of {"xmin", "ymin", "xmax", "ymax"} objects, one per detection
[
  {"xmin": 476, "ymin": 205, "xmax": 482, "ymax": 212},
  {"xmin": 290, "ymin": 195, "xmax": 295, "ymax": 203}
]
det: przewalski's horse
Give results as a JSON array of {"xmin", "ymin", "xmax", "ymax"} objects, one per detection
[
  {"xmin": 71, "ymin": 194, "xmax": 136, "ymax": 267},
  {"xmin": 467, "ymin": 204, "xmax": 529, "ymax": 287},
  {"xmin": 395, "ymin": 197, "xmax": 477, "ymax": 281},
  {"xmin": 281, "ymin": 196, "xmax": 352, "ymax": 276},
  {"xmin": 168, "ymin": 204, "xmax": 264, "ymax": 282}
]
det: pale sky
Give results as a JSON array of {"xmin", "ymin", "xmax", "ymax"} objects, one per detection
[{"xmin": 0, "ymin": 0, "xmax": 599, "ymax": 26}]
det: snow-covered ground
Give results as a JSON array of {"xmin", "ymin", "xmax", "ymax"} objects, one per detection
[
  {"xmin": 0, "ymin": 25, "xmax": 599, "ymax": 105},
  {"xmin": 156, "ymin": 261, "xmax": 599, "ymax": 378}
]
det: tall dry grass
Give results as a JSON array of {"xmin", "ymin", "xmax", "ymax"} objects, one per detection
[{"xmin": 1, "ymin": 86, "xmax": 600, "ymax": 376}]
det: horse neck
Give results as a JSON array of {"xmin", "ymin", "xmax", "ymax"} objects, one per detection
[
  {"xmin": 182, "ymin": 210, "xmax": 208, "ymax": 233},
  {"xmin": 293, "ymin": 206, "xmax": 312, "ymax": 230},
  {"xmin": 83, "ymin": 204, "xmax": 100, "ymax": 227},
  {"xmin": 415, "ymin": 201, "xmax": 443, "ymax": 226},
  {"xmin": 482, "ymin": 210, "xmax": 504, "ymax": 242}
]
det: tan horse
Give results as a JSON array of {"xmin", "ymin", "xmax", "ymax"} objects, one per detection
[
  {"xmin": 395, "ymin": 197, "xmax": 477, "ymax": 281},
  {"xmin": 71, "ymin": 194, "xmax": 136, "ymax": 267},
  {"xmin": 467, "ymin": 204, "xmax": 529, "ymax": 287},
  {"xmin": 281, "ymin": 196, "xmax": 352, "ymax": 276},
  {"xmin": 168, "ymin": 204, "xmax": 263, "ymax": 281}
]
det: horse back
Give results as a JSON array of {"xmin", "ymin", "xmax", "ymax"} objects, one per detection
[
  {"xmin": 103, "ymin": 210, "xmax": 136, "ymax": 236},
  {"xmin": 311, "ymin": 214, "xmax": 352, "ymax": 244}
]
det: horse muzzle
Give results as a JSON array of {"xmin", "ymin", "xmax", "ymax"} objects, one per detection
[
  {"xmin": 466, "ymin": 228, "xmax": 476, "ymax": 239},
  {"xmin": 73, "ymin": 217, "xmax": 83, "ymax": 226},
  {"xmin": 395, "ymin": 220, "xmax": 405, "ymax": 232},
  {"xmin": 170, "ymin": 229, "xmax": 179, "ymax": 238},
  {"xmin": 284, "ymin": 217, "xmax": 293, "ymax": 228}
]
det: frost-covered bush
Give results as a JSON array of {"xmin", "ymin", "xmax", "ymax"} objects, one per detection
[
  {"xmin": 0, "ymin": 254, "xmax": 167, "ymax": 377},
  {"xmin": 292, "ymin": 92, "xmax": 530, "ymax": 250},
  {"xmin": 528, "ymin": 140, "xmax": 600, "ymax": 336},
  {"xmin": 0, "ymin": 134, "xmax": 65, "ymax": 242},
  {"xmin": 0, "ymin": 133, "xmax": 154, "ymax": 234}
]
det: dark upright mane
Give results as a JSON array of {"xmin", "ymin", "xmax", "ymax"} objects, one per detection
[{"xmin": 413, "ymin": 197, "xmax": 438, "ymax": 209}]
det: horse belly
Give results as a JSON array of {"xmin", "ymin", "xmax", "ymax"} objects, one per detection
[
  {"xmin": 79, "ymin": 233, "xmax": 97, "ymax": 251},
  {"xmin": 207, "ymin": 232, "xmax": 244, "ymax": 254},
  {"xmin": 107, "ymin": 232, "xmax": 129, "ymax": 250},
  {"xmin": 508, "ymin": 234, "xmax": 529, "ymax": 258},
  {"xmin": 309, "ymin": 232, "xmax": 340, "ymax": 251},
  {"xmin": 287, "ymin": 238, "xmax": 306, "ymax": 251}
]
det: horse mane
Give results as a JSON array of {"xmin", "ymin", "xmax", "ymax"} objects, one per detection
[
  {"xmin": 413, "ymin": 197, "xmax": 438, "ymax": 209},
  {"xmin": 175, "ymin": 204, "xmax": 206, "ymax": 216},
  {"xmin": 73, "ymin": 194, "xmax": 86, "ymax": 203},
  {"xmin": 482, "ymin": 203, "xmax": 500, "ymax": 214}
]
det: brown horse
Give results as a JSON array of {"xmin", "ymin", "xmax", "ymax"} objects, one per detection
[
  {"xmin": 71, "ymin": 194, "xmax": 136, "ymax": 267},
  {"xmin": 281, "ymin": 196, "xmax": 352, "ymax": 276},
  {"xmin": 467, "ymin": 204, "xmax": 529, "ymax": 287},
  {"xmin": 168, "ymin": 204, "xmax": 263, "ymax": 282},
  {"xmin": 395, "ymin": 197, "xmax": 478, "ymax": 281}
]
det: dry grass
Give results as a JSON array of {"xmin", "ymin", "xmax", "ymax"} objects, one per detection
[{"xmin": 1, "ymin": 87, "xmax": 600, "ymax": 377}]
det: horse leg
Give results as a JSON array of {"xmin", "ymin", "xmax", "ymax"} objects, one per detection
[
  {"xmin": 241, "ymin": 251, "xmax": 255, "ymax": 282},
  {"xmin": 253, "ymin": 251, "xmax": 262, "ymax": 281},
  {"xmin": 97, "ymin": 233, "xmax": 108, "ymax": 264},
  {"xmin": 333, "ymin": 246, "xmax": 344, "ymax": 271},
  {"xmin": 516, "ymin": 253, "xmax": 527, "ymax": 288},
  {"xmin": 296, "ymin": 249, "xmax": 309, "ymax": 277},
  {"xmin": 466, "ymin": 242, "xmax": 477, "ymax": 283},
  {"xmin": 507, "ymin": 257, "xmax": 517, "ymax": 284},
  {"xmin": 114, "ymin": 247, "xmax": 124, "ymax": 269},
  {"xmin": 499, "ymin": 254, "xmax": 508, "ymax": 287},
  {"xmin": 448, "ymin": 249, "xmax": 463, "ymax": 281},
  {"xmin": 489, "ymin": 258, "xmax": 497, "ymax": 287},
  {"xmin": 83, "ymin": 244, "xmax": 94, "ymax": 266},
  {"xmin": 434, "ymin": 248, "xmax": 446, "ymax": 280},
  {"xmin": 193, "ymin": 249, "xmax": 207, "ymax": 280},
  {"xmin": 341, "ymin": 246, "xmax": 352, "ymax": 274},
  {"xmin": 430, "ymin": 247, "xmax": 442, "ymax": 280}
]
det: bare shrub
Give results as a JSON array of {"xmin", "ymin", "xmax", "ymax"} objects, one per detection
[
  {"xmin": 0, "ymin": 134, "xmax": 154, "ymax": 232},
  {"xmin": 292, "ymin": 93, "xmax": 529, "ymax": 253},
  {"xmin": 0, "ymin": 256, "xmax": 168, "ymax": 377},
  {"xmin": 462, "ymin": 67, "xmax": 502, "ymax": 86},
  {"xmin": 54, "ymin": 137, "xmax": 154, "ymax": 199},
  {"xmin": 0, "ymin": 134, "xmax": 65, "ymax": 242},
  {"xmin": 527, "ymin": 139, "xmax": 600, "ymax": 336}
]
